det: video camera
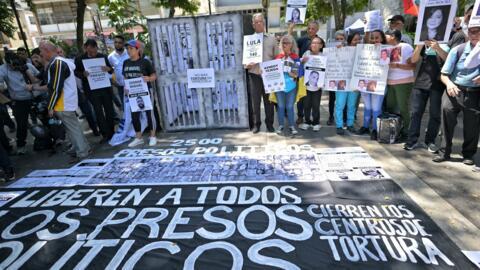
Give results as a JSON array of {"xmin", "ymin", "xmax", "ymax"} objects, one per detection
[{"xmin": 4, "ymin": 49, "xmax": 28, "ymax": 72}]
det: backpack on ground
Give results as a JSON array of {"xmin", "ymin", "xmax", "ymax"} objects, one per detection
[{"xmin": 377, "ymin": 113, "xmax": 402, "ymax": 144}]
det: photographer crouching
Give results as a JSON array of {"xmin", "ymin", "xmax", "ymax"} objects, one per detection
[{"xmin": 0, "ymin": 48, "xmax": 40, "ymax": 155}]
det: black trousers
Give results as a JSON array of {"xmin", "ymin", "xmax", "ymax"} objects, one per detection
[
  {"xmin": 86, "ymin": 89, "xmax": 115, "ymax": 139},
  {"xmin": 132, "ymin": 109, "xmax": 156, "ymax": 133},
  {"xmin": 11, "ymin": 100, "xmax": 32, "ymax": 147},
  {"xmin": 78, "ymin": 90, "xmax": 99, "ymax": 134},
  {"xmin": 328, "ymin": 91, "xmax": 335, "ymax": 119},
  {"xmin": 408, "ymin": 88, "xmax": 443, "ymax": 144},
  {"xmin": 297, "ymin": 97, "xmax": 304, "ymax": 119},
  {"xmin": 442, "ymin": 89, "xmax": 480, "ymax": 158},
  {"xmin": 248, "ymin": 73, "xmax": 274, "ymax": 128},
  {"xmin": 0, "ymin": 142, "xmax": 12, "ymax": 172},
  {"xmin": 303, "ymin": 90, "xmax": 322, "ymax": 125}
]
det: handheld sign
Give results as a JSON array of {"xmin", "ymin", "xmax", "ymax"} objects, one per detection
[
  {"xmin": 82, "ymin": 58, "xmax": 111, "ymax": 90},
  {"xmin": 286, "ymin": 0, "xmax": 308, "ymax": 24},
  {"xmin": 125, "ymin": 78, "xmax": 153, "ymax": 112},
  {"xmin": 260, "ymin": 59, "xmax": 285, "ymax": 93},
  {"xmin": 242, "ymin": 34, "xmax": 263, "ymax": 65},
  {"xmin": 414, "ymin": 0, "xmax": 457, "ymax": 44}
]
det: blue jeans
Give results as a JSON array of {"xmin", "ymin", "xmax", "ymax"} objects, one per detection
[
  {"xmin": 276, "ymin": 89, "xmax": 297, "ymax": 127},
  {"xmin": 335, "ymin": 91, "xmax": 359, "ymax": 128},
  {"xmin": 361, "ymin": 92, "xmax": 385, "ymax": 131}
]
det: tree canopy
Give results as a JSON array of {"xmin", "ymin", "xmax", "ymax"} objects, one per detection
[
  {"xmin": 0, "ymin": 0, "xmax": 17, "ymax": 38},
  {"xmin": 151, "ymin": 0, "xmax": 200, "ymax": 18}
]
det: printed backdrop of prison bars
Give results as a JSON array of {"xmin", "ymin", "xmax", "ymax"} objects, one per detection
[{"xmin": 148, "ymin": 14, "xmax": 249, "ymax": 131}]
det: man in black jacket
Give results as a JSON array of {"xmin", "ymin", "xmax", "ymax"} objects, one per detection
[{"xmin": 75, "ymin": 39, "xmax": 115, "ymax": 143}]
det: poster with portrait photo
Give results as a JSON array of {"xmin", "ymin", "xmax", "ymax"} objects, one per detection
[
  {"xmin": 285, "ymin": 0, "xmax": 308, "ymax": 24},
  {"xmin": 415, "ymin": 0, "xmax": 457, "ymax": 44},
  {"xmin": 350, "ymin": 44, "xmax": 390, "ymax": 95},
  {"xmin": 469, "ymin": 0, "xmax": 480, "ymax": 27},
  {"xmin": 323, "ymin": 47, "xmax": 356, "ymax": 91},
  {"xmin": 125, "ymin": 78, "xmax": 153, "ymax": 112},
  {"xmin": 379, "ymin": 48, "xmax": 391, "ymax": 65},
  {"xmin": 304, "ymin": 55, "xmax": 326, "ymax": 89}
]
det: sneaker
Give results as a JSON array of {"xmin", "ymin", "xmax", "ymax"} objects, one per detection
[
  {"xmin": 276, "ymin": 126, "xmax": 284, "ymax": 135},
  {"xmin": 433, "ymin": 154, "xmax": 450, "ymax": 163},
  {"xmin": 148, "ymin": 137, "xmax": 157, "ymax": 146},
  {"xmin": 312, "ymin": 125, "xmax": 321, "ymax": 131},
  {"xmin": 296, "ymin": 118, "xmax": 303, "ymax": 125},
  {"xmin": 299, "ymin": 123, "xmax": 310, "ymax": 130},
  {"xmin": 336, "ymin": 128, "xmax": 345, "ymax": 135},
  {"xmin": 346, "ymin": 126, "xmax": 355, "ymax": 133},
  {"xmin": 370, "ymin": 130, "xmax": 378, "ymax": 140},
  {"xmin": 356, "ymin": 127, "xmax": 370, "ymax": 135},
  {"xmin": 4, "ymin": 168, "xmax": 15, "ymax": 182},
  {"xmin": 16, "ymin": 146, "xmax": 26, "ymax": 155},
  {"xmin": 463, "ymin": 158, "xmax": 475, "ymax": 166},
  {"xmin": 128, "ymin": 138, "xmax": 144, "ymax": 147},
  {"xmin": 290, "ymin": 126, "xmax": 298, "ymax": 135},
  {"xmin": 403, "ymin": 142, "xmax": 418, "ymax": 151},
  {"xmin": 426, "ymin": 143, "xmax": 439, "ymax": 153}
]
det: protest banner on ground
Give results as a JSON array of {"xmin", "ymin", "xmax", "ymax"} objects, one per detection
[
  {"xmin": 303, "ymin": 55, "xmax": 326, "ymax": 89},
  {"xmin": 350, "ymin": 44, "xmax": 390, "ymax": 95},
  {"xmin": 286, "ymin": 0, "xmax": 308, "ymax": 24},
  {"xmin": 414, "ymin": 0, "xmax": 457, "ymax": 44},
  {"xmin": 242, "ymin": 34, "xmax": 263, "ymax": 65},
  {"xmin": 82, "ymin": 58, "xmax": 111, "ymax": 90},
  {"xmin": 260, "ymin": 59, "xmax": 285, "ymax": 93},
  {"xmin": 323, "ymin": 47, "xmax": 356, "ymax": 91},
  {"xmin": 0, "ymin": 180, "xmax": 474, "ymax": 269},
  {"xmin": 125, "ymin": 78, "xmax": 153, "ymax": 112}
]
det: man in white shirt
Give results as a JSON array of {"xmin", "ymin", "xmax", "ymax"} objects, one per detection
[{"xmin": 108, "ymin": 35, "xmax": 130, "ymax": 107}]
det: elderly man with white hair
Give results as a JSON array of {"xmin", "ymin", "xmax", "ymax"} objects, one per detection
[{"xmin": 39, "ymin": 41, "xmax": 91, "ymax": 163}]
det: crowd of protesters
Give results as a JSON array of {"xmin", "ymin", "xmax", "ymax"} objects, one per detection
[{"xmin": 0, "ymin": 5, "xmax": 479, "ymax": 182}]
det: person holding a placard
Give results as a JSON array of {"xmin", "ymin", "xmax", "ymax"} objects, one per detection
[
  {"xmin": 288, "ymin": 20, "xmax": 320, "ymax": 125},
  {"xmin": 335, "ymin": 32, "xmax": 362, "ymax": 135},
  {"xmin": 404, "ymin": 39, "xmax": 449, "ymax": 152},
  {"xmin": 327, "ymin": 30, "xmax": 347, "ymax": 126},
  {"xmin": 245, "ymin": 13, "xmax": 278, "ymax": 134},
  {"xmin": 108, "ymin": 35, "xmax": 129, "ymax": 107},
  {"xmin": 434, "ymin": 25, "xmax": 480, "ymax": 166},
  {"xmin": 357, "ymin": 30, "xmax": 387, "ymax": 140},
  {"xmin": 74, "ymin": 39, "xmax": 115, "ymax": 143},
  {"xmin": 385, "ymin": 29, "xmax": 416, "ymax": 141},
  {"xmin": 272, "ymin": 35, "xmax": 301, "ymax": 135},
  {"xmin": 299, "ymin": 36, "xmax": 325, "ymax": 131},
  {"xmin": 419, "ymin": 8, "xmax": 448, "ymax": 42},
  {"xmin": 122, "ymin": 39, "xmax": 158, "ymax": 147}
]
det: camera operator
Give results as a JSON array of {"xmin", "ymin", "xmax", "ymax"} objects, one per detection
[{"xmin": 0, "ymin": 49, "xmax": 40, "ymax": 154}]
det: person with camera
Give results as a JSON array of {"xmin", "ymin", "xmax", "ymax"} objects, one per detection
[
  {"xmin": 0, "ymin": 49, "xmax": 40, "ymax": 155},
  {"xmin": 39, "ymin": 41, "xmax": 91, "ymax": 163},
  {"xmin": 74, "ymin": 39, "xmax": 115, "ymax": 143}
]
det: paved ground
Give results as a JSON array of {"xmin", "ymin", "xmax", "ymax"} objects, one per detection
[{"xmin": 2, "ymin": 95, "xmax": 480, "ymax": 251}]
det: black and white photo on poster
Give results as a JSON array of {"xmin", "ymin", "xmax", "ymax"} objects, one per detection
[
  {"xmin": 286, "ymin": 0, "xmax": 308, "ymax": 24},
  {"xmin": 323, "ymin": 47, "xmax": 355, "ymax": 91},
  {"xmin": 205, "ymin": 23, "xmax": 214, "ymax": 68},
  {"xmin": 161, "ymin": 25, "xmax": 173, "ymax": 73},
  {"xmin": 167, "ymin": 24, "xmax": 178, "ymax": 72},
  {"xmin": 125, "ymin": 78, "xmax": 153, "ymax": 112},
  {"xmin": 304, "ymin": 55, "xmax": 327, "ymax": 89},
  {"xmin": 185, "ymin": 23, "xmax": 195, "ymax": 68},
  {"xmin": 242, "ymin": 33, "xmax": 263, "ymax": 64},
  {"xmin": 227, "ymin": 21, "xmax": 236, "ymax": 67},
  {"xmin": 216, "ymin": 22, "xmax": 225, "ymax": 70},
  {"xmin": 415, "ymin": 0, "xmax": 457, "ymax": 44},
  {"xmin": 173, "ymin": 24, "xmax": 185, "ymax": 71},
  {"xmin": 7, "ymin": 167, "xmax": 101, "ymax": 188},
  {"xmin": 210, "ymin": 23, "xmax": 220, "ymax": 70},
  {"xmin": 0, "ymin": 181, "xmax": 475, "ymax": 269},
  {"xmin": 155, "ymin": 26, "xmax": 166, "ymax": 73}
]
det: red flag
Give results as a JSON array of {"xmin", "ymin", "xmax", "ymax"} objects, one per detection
[{"xmin": 403, "ymin": 0, "xmax": 419, "ymax": 16}]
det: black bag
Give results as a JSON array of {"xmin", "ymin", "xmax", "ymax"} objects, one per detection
[
  {"xmin": 33, "ymin": 137, "xmax": 53, "ymax": 151},
  {"xmin": 377, "ymin": 113, "xmax": 402, "ymax": 144}
]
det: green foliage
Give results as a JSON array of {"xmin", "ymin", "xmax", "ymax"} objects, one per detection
[
  {"xmin": 48, "ymin": 37, "xmax": 78, "ymax": 57},
  {"xmin": 0, "ymin": 0, "xmax": 16, "ymax": 38},
  {"xmin": 98, "ymin": 0, "xmax": 146, "ymax": 34},
  {"xmin": 151, "ymin": 0, "xmax": 200, "ymax": 17}
]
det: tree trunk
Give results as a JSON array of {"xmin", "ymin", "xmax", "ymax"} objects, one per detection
[
  {"xmin": 76, "ymin": 0, "xmax": 86, "ymax": 53},
  {"xmin": 330, "ymin": 0, "xmax": 341, "ymax": 30},
  {"xmin": 168, "ymin": 0, "xmax": 175, "ymax": 18},
  {"xmin": 339, "ymin": 0, "xmax": 347, "ymax": 30}
]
